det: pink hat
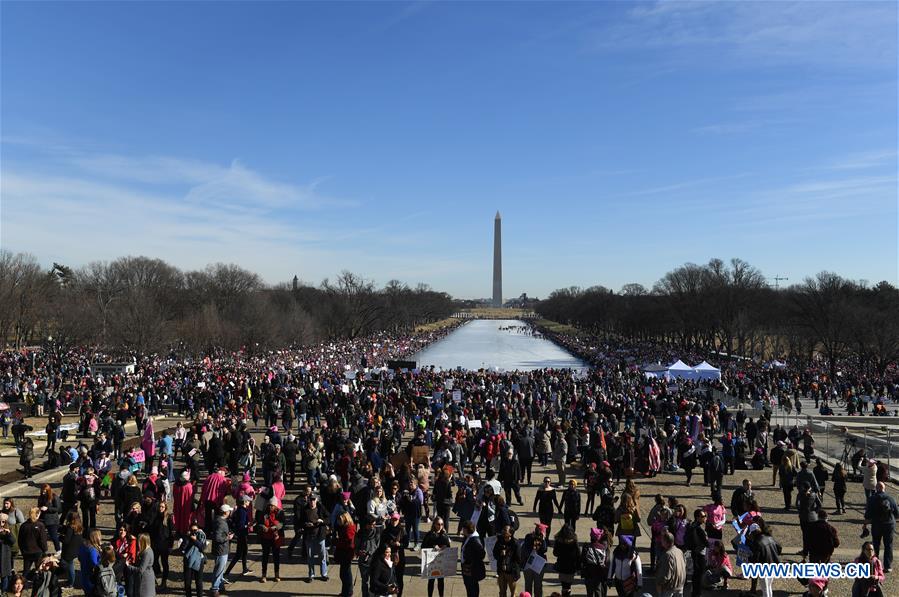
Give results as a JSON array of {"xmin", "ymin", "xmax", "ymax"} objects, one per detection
[
  {"xmin": 342, "ymin": 492, "xmax": 352, "ymax": 501},
  {"xmin": 390, "ymin": 512, "xmax": 401, "ymax": 520}
]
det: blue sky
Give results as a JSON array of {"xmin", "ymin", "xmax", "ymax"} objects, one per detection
[{"xmin": 2, "ymin": 1, "xmax": 896, "ymax": 299}]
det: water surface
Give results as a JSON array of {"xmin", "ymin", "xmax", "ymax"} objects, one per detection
[{"xmin": 413, "ymin": 319, "xmax": 587, "ymax": 371}]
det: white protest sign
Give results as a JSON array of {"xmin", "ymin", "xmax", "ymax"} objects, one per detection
[
  {"xmin": 525, "ymin": 552, "xmax": 546, "ymax": 574},
  {"xmin": 420, "ymin": 547, "xmax": 458, "ymax": 578},
  {"xmin": 452, "ymin": 390, "xmax": 462, "ymax": 403},
  {"xmin": 444, "ymin": 379, "xmax": 453, "ymax": 391},
  {"xmin": 468, "ymin": 420, "xmax": 482, "ymax": 429},
  {"xmin": 341, "ymin": 384, "xmax": 350, "ymax": 394}
]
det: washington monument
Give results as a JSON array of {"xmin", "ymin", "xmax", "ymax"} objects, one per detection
[{"xmin": 493, "ymin": 211, "xmax": 502, "ymax": 307}]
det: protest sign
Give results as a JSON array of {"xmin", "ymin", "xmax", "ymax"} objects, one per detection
[
  {"xmin": 390, "ymin": 451, "xmax": 410, "ymax": 470},
  {"xmin": 468, "ymin": 419, "xmax": 482, "ymax": 429},
  {"xmin": 452, "ymin": 389, "xmax": 462, "ymax": 403},
  {"xmin": 525, "ymin": 552, "xmax": 546, "ymax": 574},
  {"xmin": 420, "ymin": 547, "xmax": 458, "ymax": 578},
  {"xmin": 412, "ymin": 445, "xmax": 430, "ymax": 466}
]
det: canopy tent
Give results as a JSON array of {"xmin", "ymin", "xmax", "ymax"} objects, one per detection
[
  {"xmin": 693, "ymin": 361, "xmax": 722, "ymax": 381},
  {"xmin": 667, "ymin": 359, "xmax": 699, "ymax": 381},
  {"xmin": 642, "ymin": 363, "xmax": 670, "ymax": 379}
]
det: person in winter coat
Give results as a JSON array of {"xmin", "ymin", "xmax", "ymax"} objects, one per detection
[
  {"xmin": 209, "ymin": 504, "xmax": 233, "ymax": 596},
  {"xmin": 832, "ymin": 463, "xmax": 848, "ymax": 515},
  {"xmin": 420, "ymin": 518, "xmax": 451, "ymax": 597},
  {"xmin": 368, "ymin": 545, "xmax": 397, "ymax": 597},
  {"xmin": 580, "ymin": 527, "xmax": 611, "ymax": 597},
  {"xmin": 0, "ymin": 514, "xmax": 17, "ymax": 595},
  {"xmin": 355, "ymin": 516, "xmax": 382, "ymax": 597},
  {"xmin": 552, "ymin": 434, "xmax": 568, "ymax": 485},
  {"xmin": 36, "ymin": 485, "xmax": 61, "ymax": 554},
  {"xmin": 182, "ymin": 523, "xmax": 207, "ymax": 597},
  {"xmin": 94, "ymin": 546, "xmax": 120, "ymax": 597},
  {"xmin": 655, "ymin": 530, "xmax": 686, "ymax": 597},
  {"xmin": 561, "ymin": 480, "xmax": 581, "ymax": 532},
  {"xmin": 520, "ymin": 522, "xmax": 548, "ymax": 597},
  {"xmin": 19, "ymin": 437, "xmax": 34, "ymax": 478},
  {"xmin": 259, "ymin": 497, "xmax": 286, "ymax": 583},
  {"xmin": 535, "ymin": 428, "xmax": 551, "ymax": 467},
  {"xmin": 608, "ymin": 536, "xmax": 643, "ymax": 597},
  {"xmin": 687, "ymin": 509, "xmax": 709, "ymax": 597},
  {"xmin": 498, "ymin": 450, "xmax": 522, "ymax": 506},
  {"xmin": 553, "ymin": 524, "xmax": 580, "ymax": 597},
  {"xmin": 852, "ymin": 541, "xmax": 885, "ymax": 597},
  {"xmin": 334, "ymin": 512, "xmax": 357, "ymax": 597},
  {"xmin": 148, "ymin": 500, "xmax": 175, "ymax": 592},
  {"xmin": 171, "ymin": 470, "xmax": 194, "ymax": 536},
  {"xmin": 127, "ymin": 534, "xmax": 156, "ymax": 597},
  {"xmin": 749, "ymin": 522, "xmax": 782, "ymax": 597},
  {"xmin": 459, "ymin": 521, "xmax": 485, "ymax": 597},
  {"xmin": 78, "ymin": 530, "xmax": 102, "ymax": 597},
  {"xmin": 225, "ymin": 496, "xmax": 253, "ymax": 579},
  {"xmin": 492, "ymin": 525, "xmax": 520, "ymax": 597},
  {"xmin": 16, "ymin": 508, "xmax": 47, "ymax": 575},
  {"xmin": 29, "ymin": 556, "xmax": 61, "ymax": 597}
]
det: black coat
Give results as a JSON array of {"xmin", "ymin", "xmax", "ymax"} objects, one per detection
[
  {"xmin": 461, "ymin": 534, "xmax": 486, "ymax": 581},
  {"xmin": 368, "ymin": 556, "xmax": 395, "ymax": 595}
]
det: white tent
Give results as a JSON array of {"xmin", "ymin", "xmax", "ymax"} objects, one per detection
[
  {"xmin": 667, "ymin": 359, "xmax": 699, "ymax": 381},
  {"xmin": 642, "ymin": 363, "xmax": 670, "ymax": 379},
  {"xmin": 694, "ymin": 361, "xmax": 722, "ymax": 381}
]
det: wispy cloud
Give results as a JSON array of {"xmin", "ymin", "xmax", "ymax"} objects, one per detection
[
  {"xmin": 826, "ymin": 150, "xmax": 898, "ymax": 171},
  {"xmin": 588, "ymin": 1, "xmax": 897, "ymax": 69},
  {"xmin": 625, "ymin": 173, "xmax": 751, "ymax": 197}
]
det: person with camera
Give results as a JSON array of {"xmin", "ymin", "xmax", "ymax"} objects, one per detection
[{"xmin": 182, "ymin": 522, "xmax": 207, "ymax": 597}]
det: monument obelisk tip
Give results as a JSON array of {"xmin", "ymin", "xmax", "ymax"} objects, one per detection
[{"xmin": 495, "ymin": 210, "xmax": 501, "ymax": 219}]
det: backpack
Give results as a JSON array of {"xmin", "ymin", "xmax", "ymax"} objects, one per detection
[
  {"xmin": 94, "ymin": 564, "xmax": 118, "ymax": 597},
  {"xmin": 875, "ymin": 495, "xmax": 893, "ymax": 523},
  {"xmin": 618, "ymin": 512, "xmax": 635, "ymax": 534},
  {"xmin": 713, "ymin": 455, "xmax": 726, "ymax": 476},
  {"xmin": 684, "ymin": 523, "xmax": 696, "ymax": 551},
  {"xmin": 579, "ymin": 544, "xmax": 607, "ymax": 575},
  {"xmin": 508, "ymin": 510, "xmax": 520, "ymax": 532}
]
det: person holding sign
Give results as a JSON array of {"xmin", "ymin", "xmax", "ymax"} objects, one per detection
[
  {"xmin": 520, "ymin": 522, "xmax": 548, "ymax": 597},
  {"xmin": 420, "ymin": 518, "xmax": 451, "ymax": 597}
]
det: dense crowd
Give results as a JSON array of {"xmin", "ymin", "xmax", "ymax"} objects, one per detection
[{"xmin": 0, "ymin": 320, "xmax": 897, "ymax": 597}]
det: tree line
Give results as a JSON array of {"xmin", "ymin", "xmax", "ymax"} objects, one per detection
[
  {"xmin": 0, "ymin": 251, "xmax": 455, "ymax": 355},
  {"xmin": 536, "ymin": 258, "xmax": 899, "ymax": 377}
]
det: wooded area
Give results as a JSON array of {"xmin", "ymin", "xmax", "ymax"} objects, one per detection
[
  {"xmin": 0, "ymin": 251, "xmax": 455, "ymax": 354},
  {"xmin": 537, "ymin": 258, "xmax": 899, "ymax": 377}
]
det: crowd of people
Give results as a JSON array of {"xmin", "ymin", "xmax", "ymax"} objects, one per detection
[{"xmin": 0, "ymin": 319, "xmax": 896, "ymax": 597}]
